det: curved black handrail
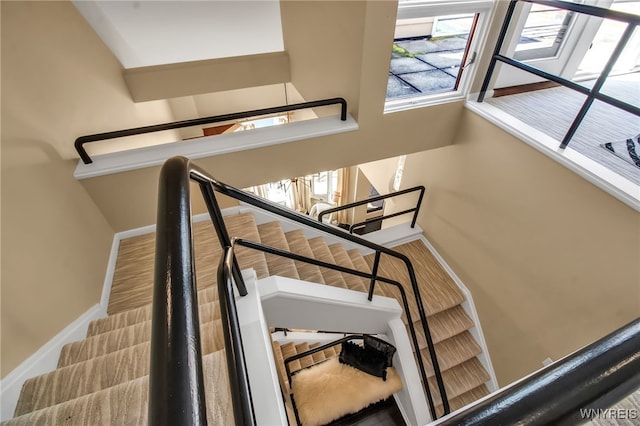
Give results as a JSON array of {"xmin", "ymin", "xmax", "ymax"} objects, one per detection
[
  {"xmin": 149, "ymin": 157, "xmax": 256, "ymax": 425},
  {"xmin": 318, "ymin": 186, "xmax": 425, "ymax": 233},
  {"xmin": 432, "ymin": 318, "xmax": 640, "ymax": 425},
  {"xmin": 149, "ymin": 158, "xmax": 208, "ymax": 425},
  {"xmin": 75, "ymin": 97, "xmax": 347, "ymax": 164}
]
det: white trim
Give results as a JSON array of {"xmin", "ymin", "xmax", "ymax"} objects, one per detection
[
  {"xmin": 74, "ymin": 114, "xmax": 359, "ymax": 180},
  {"xmin": 385, "ymin": 0, "xmax": 497, "ymax": 115},
  {"xmin": 361, "ymin": 222, "xmax": 424, "ymax": 248},
  {"xmin": 385, "ymin": 94, "xmax": 466, "ymax": 115},
  {"xmin": 397, "ymin": 0, "xmax": 494, "ymax": 20},
  {"xmin": 417, "ymin": 236, "xmax": 500, "ymax": 393},
  {"xmin": 0, "ymin": 304, "xmax": 106, "ymax": 421},
  {"xmin": 466, "ymin": 99, "xmax": 640, "ymax": 212},
  {"xmin": 235, "ymin": 270, "xmax": 289, "ymax": 426},
  {"xmin": 100, "ymin": 233, "xmax": 121, "ymax": 309}
]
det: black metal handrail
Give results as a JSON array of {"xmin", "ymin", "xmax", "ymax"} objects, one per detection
[
  {"xmin": 75, "ymin": 97, "xmax": 347, "ymax": 164},
  {"xmin": 318, "ymin": 186, "xmax": 425, "ymax": 234},
  {"xmin": 218, "ymin": 245, "xmax": 257, "ymax": 425},
  {"xmin": 478, "ymin": 0, "xmax": 640, "ymax": 148},
  {"xmin": 151, "ymin": 156, "xmax": 449, "ymax": 421},
  {"xmin": 432, "ymin": 317, "xmax": 640, "ymax": 425},
  {"xmin": 149, "ymin": 157, "xmax": 256, "ymax": 425}
]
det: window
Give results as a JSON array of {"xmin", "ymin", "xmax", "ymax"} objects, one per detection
[
  {"xmin": 311, "ymin": 171, "xmax": 339, "ymax": 202},
  {"xmin": 514, "ymin": 4, "xmax": 575, "ymax": 60},
  {"xmin": 474, "ymin": 0, "xmax": 640, "ymax": 209},
  {"xmin": 385, "ymin": 0, "xmax": 494, "ymax": 112}
]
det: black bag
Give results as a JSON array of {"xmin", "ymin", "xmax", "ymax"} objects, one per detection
[{"xmin": 338, "ymin": 336, "xmax": 396, "ymax": 381}]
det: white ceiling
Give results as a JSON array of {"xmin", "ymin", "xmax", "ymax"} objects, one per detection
[{"xmin": 73, "ymin": 1, "xmax": 285, "ymax": 69}]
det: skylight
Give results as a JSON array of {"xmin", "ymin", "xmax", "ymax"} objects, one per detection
[{"xmin": 72, "ymin": 1, "xmax": 284, "ymax": 69}]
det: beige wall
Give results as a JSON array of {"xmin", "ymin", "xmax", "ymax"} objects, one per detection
[
  {"xmin": 124, "ymin": 52, "xmax": 291, "ymax": 102},
  {"xmin": 404, "ymin": 110, "xmax": 640, "ymax": 386},
  {"xmin": 280, "ymin": 0, "xmax": 367, "ymax": 119},
  {"xmin": 81, "ymin": 1, "xmax": 462, "ymax": 232},
  {"xmin": 0, "ymin": 1, "xmax": 180, "ymax": 376}
]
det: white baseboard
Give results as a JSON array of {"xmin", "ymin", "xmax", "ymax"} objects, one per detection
[
  {"xmin": 0, "ymin": 304, "xmax": 106, "ymax": 421},
  {"xmin": 0, "ymin": 229, "xmax": 128, "ymax": 421},
  {"xmin": 0, "ymin": 208, "xmax": 247, "ymax": 421}
]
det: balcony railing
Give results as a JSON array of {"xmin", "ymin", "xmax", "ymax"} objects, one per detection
[
  {"xmin": 75, "ymin": 98, "xmax": 347, "ymax": 164},
  {"xmin": 318, "ymin": 185, "xmax": 426, "ymax": 234},
  {"xmin": 478, "ymin": 0, "xmax": 640, "ymax": 148}
]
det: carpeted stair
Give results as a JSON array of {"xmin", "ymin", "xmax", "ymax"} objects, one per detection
[{"xmin": 5, "ymin": 211, "xmax": 491, "ymax": 424}]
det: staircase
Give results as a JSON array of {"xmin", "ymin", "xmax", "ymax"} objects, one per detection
[{"xmin": 3, "ymin": 210, "xmax": 493, "ymax": 425}]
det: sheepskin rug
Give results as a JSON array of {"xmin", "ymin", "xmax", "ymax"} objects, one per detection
[{"xmin": 291, "ymin": 358, "xmax": 403, "ymax": 426}]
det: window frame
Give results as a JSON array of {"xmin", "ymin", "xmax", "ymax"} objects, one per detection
[{"xmin": 385, "ymin": 0, "xmax": 496, "ymax": 114}]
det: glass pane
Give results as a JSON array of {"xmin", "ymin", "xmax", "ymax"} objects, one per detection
[
  {"xmin": 387, "ymin": 13, "xmax": 476, "ymax": 100},
  {"xmin": 313, "ymin": 172, "xmax": 328, "ymax": 196},
  {"xmin": 575, "ymin": 17, "xmax": 631, "ymax": 76},
  {"xmin": 515, "ymin": 5, "xmax": 573, "ymax": 60}
]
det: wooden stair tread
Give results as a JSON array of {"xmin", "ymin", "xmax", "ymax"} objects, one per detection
[
  {"xmin": 59, "ymin": 318, "xmax": 224, "ymax": 368},
  {"xmin": 5, "ymin": 351, "xmax": 233, "ymax": 426},
  {"xmin": 346, "ymin": 249, "xmax": 377, "ymax": 296},
  {"xmin": 414, "ymin": 305, "xmax": 475, "ymax": 349},
  {"xmin": 307, "ymin": 237, "xmax": 348, "ymax": 289},
  {"xmin": 17, "ymin": 331, "xmax": 225, "ymax": 416},
  {"xmin": 271, "ymin": 341, "xmax": 292, "ymax": 398},
  {"xmin": 308, "ymin": 342, "xmax": 326, "ymax": 363},
  {"xmin": 258, "ymin": 222, "xmax": 300, "ymax": 280},
  {"xmin": 428, "ymin": 358, "xmax": 490, "ymax": 405},
  {"xmin": 412, "ymin": 306, "xmax": 475, "ymax": 347},
  {"xmin": 16, "ymin": 342, "xmax": 152, "ymax": 416},
  {"xmin": 419, "ymin": 331, "xmax": 483, "ymax": 376},
  {"xmin": 88, "ymin": 297, "xmax": 220, "ymax": 337},
  {"xmin": 364, "ymin": 240, "xmax": 466, "ymax": 316},
  {"xmin": 435, "ymin": 384, "xmax": 490, "ymax": 417},
  {"xmin": 295, "ymin": 343, "xmax": 314, "ymax": 369},
  {"xmin": 108, "ymin": 213, "xmax": 267, "ymax": 315},
  {"xmin": 356, "ymin": 251, "xmax": 398, "ymax": 300},
  {"xmin": 362, "ymin": 253, "xmax": 421, "ymax": 321},
  {"xmin": 279, "ymin": 342, "xmax": 301, "ymax": 373},
  {"xmin": 328, "ymin": 244, "xmax": 368, "ymax": 293},
  {"xmin": 226, "ymin": 213, "xmax": 270, "ymax": 279},
  {"xmin": 284, "ymin": 230, "xmax": 325, "ymax": 284}
]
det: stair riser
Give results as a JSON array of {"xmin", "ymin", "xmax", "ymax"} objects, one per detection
[
  {"xmin": 87, "ymin": 292, "xmax": 219, "ymax": 337},
  {"xmin": 18, "ymin": 321, "xmax": 225, "ymax": 415},
  {"xmin": 60, "ymin": 314, "xmax": 221, "ymax": 368}
]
